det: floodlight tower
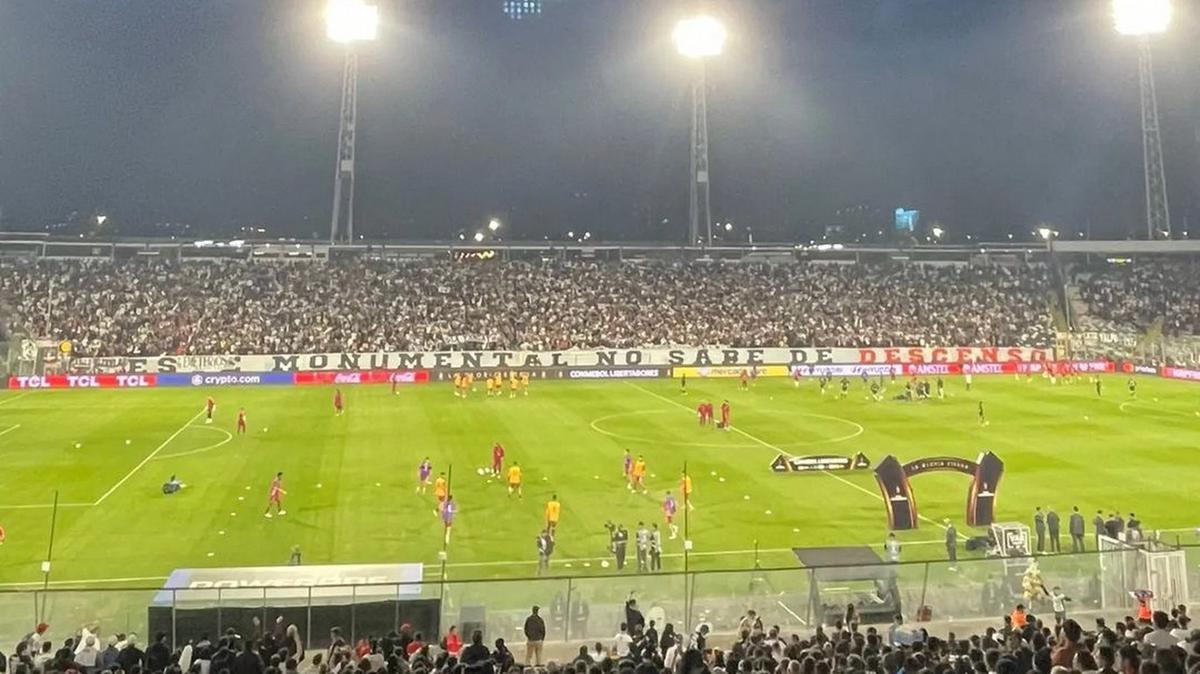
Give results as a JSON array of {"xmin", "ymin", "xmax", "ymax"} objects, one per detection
[
  {"xmin": 673, "ymin": 15, "xmax": 726, "ymax": 247},
  {"xmin": 1113, "ymin": 0, "xmax": 1172, "ymax": 239},
  {"xmin": 327, "ymin": 0, "xmax": 379, "ymax": 244}
]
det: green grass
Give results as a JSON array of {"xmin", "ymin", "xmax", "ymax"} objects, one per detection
[{"xmin": 0, "ymin": 373, "xmax": 1198, "ymax": 589}]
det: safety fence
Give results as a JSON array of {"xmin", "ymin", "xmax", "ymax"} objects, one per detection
[{"xmin": 2, "ymin": 541, "xmax": 1199, "ymax": 653}]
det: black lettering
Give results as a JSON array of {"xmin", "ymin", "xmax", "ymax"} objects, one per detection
[
  {"xmin": 551, "ymin": 352, "xmax": 566, "ymax": 367},
  {"xmin": 624, "ymin": 350, "xmax": 643, "ymax": 365},
  {"xmin": 693, "ymin": 350, "xmax": 712, "ymax": 366},
  {"xmin": 308, "ymin": 354, "xmax": 329, "ymax": 370},
  {"xmin": 460, "ymin": 352, "xmax": 482, "ymax": 368},
  {"xmin": 789, "ymin": 349, "xmax": 808, "ymax": 365},
  {"xmin": 522, "ymin": 354, "xmax": 543, "ymax": 368},
  {"xmin": 596, "ymin": 351, "xmax": 617, "ymax": 366},
  {"xmin": 157, "ymin": 356, "xmax": 178, "ymax": 373},
  {"xmin": 272, "ymin": 355, "xmax": 300, "ymax": 372},
  {"xmin": 721, "ymin": 350, "xmax": 739, "ymax": 365},
  {"xmin": 395, "ymin": 353, "xmax": 424, "ymax": 369},
  {"xmin": 338, "ymin": 353, "xmax": 361, "ymax": 370},
  {"xmin": 433, "ymin": 353, "xmax": 452, "ymax": 368},
  {"xmin": 367, "ymin": 353, "xmax": 389, "ymax": 369},
  {"xmin": 127, "ymin": 358, "xmax": 148, "ymax": 374},
  {"xmin": 745, "ymin": 350, "xmax": 764, "ymax": 365},
  {"xmin": 495, "ymin": 352, "xmax": 513, "ymax": 367},
  {"xmin": 815, "ymin": 348, "xmax": 833, "ymax": 364},
  {"xmin": 668, "ymin": 350, "xmax": 685, "ymax": 365}
]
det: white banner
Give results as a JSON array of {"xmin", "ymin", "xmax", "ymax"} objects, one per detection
[{"xmin": 67, "ymin": 346, "xmax": 1054, "ymax": 374}]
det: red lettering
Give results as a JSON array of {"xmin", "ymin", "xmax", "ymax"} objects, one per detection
[
  {"xmin": 883, "ymin": 348, "xmax": 900, "ymax": 364},
  {"xmin": 980, "ymin": 347, "xmax": 998, "ymax": 362},
  {"xmin": 858, "ymin": 349, "xmax": 876, "ymax": 364},
  {"xmin": 907, "ymin": 347, "xmax": 925, "ymax": 363},
  {"xmin": 930, "ymin": 348, "xmax": 948, "ymax": 363},
  {"xmin": 955, "ymin": 348, "xmax": 973, "ymax": 363}
]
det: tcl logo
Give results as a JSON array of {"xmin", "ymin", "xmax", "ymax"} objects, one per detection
[{"xmin": 7, "ymin": 374, "xmax": 157, "ymax": 389}]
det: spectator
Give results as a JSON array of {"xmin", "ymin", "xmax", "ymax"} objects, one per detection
[
  {"xmin": 146, "ymin": 632, "xmax": 171, "ymax": 672},
  {"xmin": 231, "ymin": 641, "xmax": 263, "ymax": 674},
  {"xmin": 612, "ymin": 623, "xmax": 633, "ymax": 659},
  {"xmin": 523, "ymin": 606, "xmax": 546, "ymax": 666},
  {"xmin": 459, "ymin": 631, "xmax": 489, "ymax": 667},
  {"xmin": 116, "ymin": 635, "xmax": 145, "ymax": 672},
  {"xmin": 0, "ymin": 259, "xmax": 1055, "ymax": 357},
  {"xmin": 1144, "ymin": 612, "xmax": 1177, "ymax": 650}
]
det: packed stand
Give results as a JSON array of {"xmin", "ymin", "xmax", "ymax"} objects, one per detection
[
  {"xmin": 1077, "ymin": 264, "xmax": 1200, "ymax": 336},
  {"xmin": 0, "ymin": 259, "xmax": 1055, "ymax": 357},
  {"xmin": 9, "ymin": 599, "xmax": 1200, "ymax": 674}
]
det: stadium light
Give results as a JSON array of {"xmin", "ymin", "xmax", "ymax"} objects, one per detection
[
  {"xmin": 723, "ymin": 222, "xmax": 733, "ymax": 232},
  {"xmin": 1113, "ymin": 0, "xmax": 1172, "ymax": 239},
  {"xmin": 472, "ymin": 231, "xmax": 485, "ymax": 243},
  {"xmin": 326, "ymin": 0, "xmax": 380, "ymax": 43},
  {"xmin": 675, "ymin": 15, "xmax": 726, "ymax": 249},
  {"xmin": 488, "ymin": 218, "xmax": 502, "ymax": 232},
  {"xmin": 673, "ymin": 16, "xmax": 727, "ymax": 58},
  {"xmin": 327, "ymin": 0, "xmax": 379, "ymax": 245},
  {"xmin": 1037, "ymin": 227, "xmax": 1056, "ymax": 240},
  {"xmin": 1113, "ymin": 0, "xmax": 1170, "ymax": 36},
  {"xmin": 931, "ymin": 226, "xmax": 944, "ymax": 240}
]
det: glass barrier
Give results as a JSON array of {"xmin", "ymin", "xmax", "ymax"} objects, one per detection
[{"xmin": 0, "ymin": 544, "xmax": 1195, "ymax": 655}]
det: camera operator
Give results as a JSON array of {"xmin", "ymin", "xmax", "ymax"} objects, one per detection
[{"xmin": 606, "ymin": 522, "xmax": 628, "ymax": 570}]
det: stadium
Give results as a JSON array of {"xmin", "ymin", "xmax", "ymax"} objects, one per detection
[{"xmin": 2, "ymin": 2, "xmax": 1200, "ymax": 674}]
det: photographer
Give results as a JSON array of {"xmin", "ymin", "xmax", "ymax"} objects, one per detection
[
  {"xmin": 536, "ymin": 528, "xmax": 554, "ymax": 576},
  {"xmin": 607, "ymin": 523, "xmax": 628, "ymax": 570}
]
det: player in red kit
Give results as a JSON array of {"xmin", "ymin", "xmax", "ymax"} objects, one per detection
[
  {"xmin": 491, "ymin": 442, "xmax": 505, "ymax": 477},
  {"xmin": 264, "ymin": 472, "xmax": 287, "ymax": 518},
  {"xmin": 236, "ymin": 408, "xmax": 247, "ymax": 435},
  {"xmin": 739, "ymin": 370, "xmax": 749, "ymax": 391},
  {"xmin": 334, "ymin": 389, "xmax": 344, "ymax": 416},
  {"xmin": 719, "ymin": 400, "xmax": 731, "ymax": 430},
  {"xmin": 205, "ymin": 397, "xmax": 216, "ymax": 424},
  {"xmin": 704, "ymin": 401, "xmax": 714, "ymax": 426},
  {"xmin": 696, "ymin": 402, "xmax": 706, "ymax": 426}
]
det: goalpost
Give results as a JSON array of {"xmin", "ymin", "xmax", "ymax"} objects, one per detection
[{"xmin": 1097, "ymin": 534, "xmax": 1189, "ymax": 612}]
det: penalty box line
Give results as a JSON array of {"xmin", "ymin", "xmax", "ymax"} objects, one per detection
[
  {"xmin": 0, "ymin": 408, "xmax": 207, "ymax": 510},
  {"xmin": 625, "ymin": 382, "xmax": 968, "ymax": 541}
]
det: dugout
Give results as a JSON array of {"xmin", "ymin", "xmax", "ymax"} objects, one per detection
[
  {"xmin": 793, "ymin": 547, "xmax": 900, "ymax": 625},
  {"xmin": 147, "ymin": 564, "xmax": 439, "ymax": 649}
]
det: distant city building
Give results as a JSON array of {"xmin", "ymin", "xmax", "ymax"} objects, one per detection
[{"xmin": 503, "ymin": 0, "xmax": 542, "ymax": 20}]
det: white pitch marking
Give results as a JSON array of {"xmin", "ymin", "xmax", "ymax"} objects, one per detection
[
  {"xmin": 0, "ymin": 424, "xmax": 21, "ymax": 439},
  {"xmin": 626, "ymin": 382, "xmax": 967, "ymax": 540},
  {"xmin": 153, "ymin": 426, "xmax": 234, "ymax": 460},
  {"xmin": 0, "ymin": 391, "xmax": 32, "ymax": 407},
  {"xmin": 93, "ymin": 410, "xmax": 207, "ymax": 505}
]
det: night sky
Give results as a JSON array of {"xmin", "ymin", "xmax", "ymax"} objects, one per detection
[{"xmin": 1, "ymin": 0, "xmax": 1197, "ymax": 241}]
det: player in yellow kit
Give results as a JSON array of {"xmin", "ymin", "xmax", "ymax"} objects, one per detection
[
  {"xmin": 630, "ymin": 456, "xmax": 647, "ymax": 494},
  {"xmin": 509, "ymin": 373, "xmax": 520, "ymax": 399},
  {"xmin": 520, "ymin": 372, "xmax": 530, "ymax": 396},
  {"xmin": 507, "ymin": 462, "xmax": 523, "ymax": 498},
  {"xmin": 432, "ymin": 472, "xmax": 449, "ymax": 516},
  {"xmin": 680, "ymin": 471, "xmax": 695, "ymax": 510},
  {"xmin": 545, "ymin": 494, "xmax": 561, "ymax": 531}
]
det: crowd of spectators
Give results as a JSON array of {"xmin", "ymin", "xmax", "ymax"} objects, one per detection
[
  {"xmin": 8, "ymin": 601, "xmax": 1200, "ymax": 674},
  {"xmin": 0, "ymin": 259, "xmax": 1055, "ymax": 357},
  {"xmin": 1077, "ymin": 264, "xmax": 1200, "ymax": 336}
]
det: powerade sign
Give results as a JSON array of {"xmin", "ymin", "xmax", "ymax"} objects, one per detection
[{"xmin": 158, "ymin": 372, "xmax": 295, "ymax": 387}]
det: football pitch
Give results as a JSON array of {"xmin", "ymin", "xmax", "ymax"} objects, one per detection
[{"xmin": 0, "ymin": 373, "xmax": 1198, "ymax": 587}]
